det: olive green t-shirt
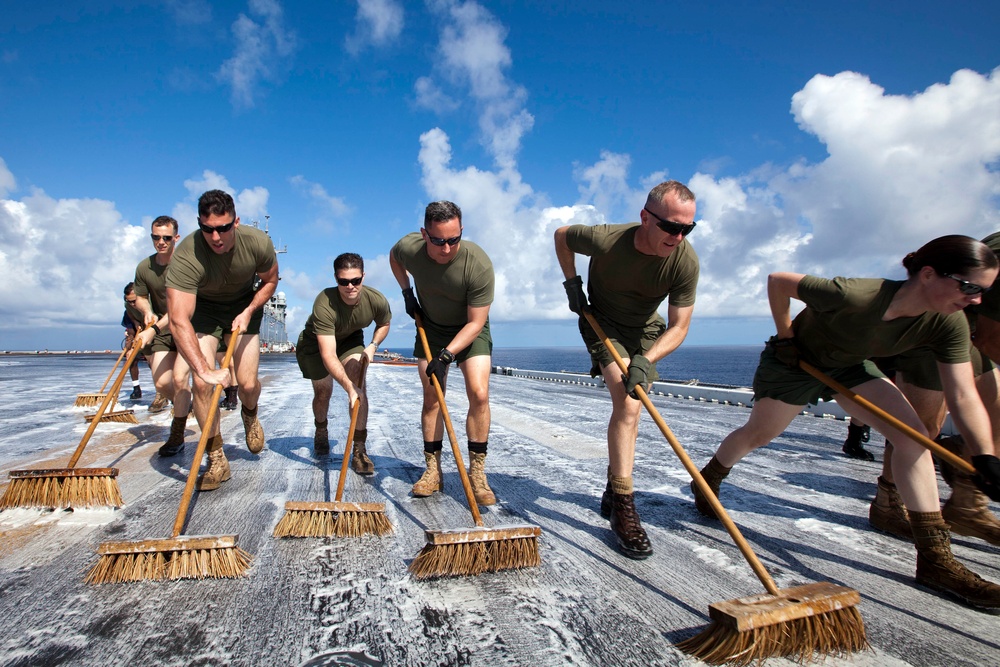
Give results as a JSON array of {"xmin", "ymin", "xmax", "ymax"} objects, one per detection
[
  {"xmin": 134, "ymin": 255, "xmax": 169, "ymax": 318},
  {"xmin": 793, "ymin": 276, "xmax": 970, "ymax": 367},
  {"xmin": 390, "ymin": 232, "xmax": 494, "ymax": 327},
  {"xmin": 300, "ymin": 286, "xmax": 391, "ymax": 350},
  {"xmin": 166, "ymin": 226, "xmax": 276, "ymax": 302},
  {"xmin": 565, "ymin": 223, "xmax": 699, "ymax": 328}
]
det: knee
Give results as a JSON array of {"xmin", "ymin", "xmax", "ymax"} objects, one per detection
[{"xmin": 467, "ymin": 385, "xmax": 489, "ymax": 409}]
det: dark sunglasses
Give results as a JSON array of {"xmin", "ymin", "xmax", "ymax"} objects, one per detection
[
  {"xmin": 125, "ymin": 298, "xmax": 137, "ymax": 304},
  {"xmin": 150, "ymin": 234, "xmax": 175, "ymax": 242},
  {"xmin": 197, "ymin": 218, "xmax": 236, "ymax": 235},
  {"xmin": 425, "ymin": 230, "xmax": 462, "ymax": 246},
  {"xmin": 644, "ymin": 207, "xmax": 696, "ymax": 237},
  {"xmin": 336, "ymin": 277, "xmax": 363, "ymax": 287},
  {"xmin": 943, "ymin": 273, "xmax": 992, "ymax": 296}
]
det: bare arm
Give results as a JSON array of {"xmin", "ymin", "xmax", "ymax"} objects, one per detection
[
  {"xmin": 445, "ymin": 304, "xmax": 490, "ymax": 357},
  {"xmin": 553, "ymin": 226, "xmax": 577, "ymax": 279},
  {"xmin": 389, "ymin": 252, "xmax": 411, "ymax": 290},
  {"xmin": 134, "ymin": 295, "xmax": 168, "ymax": 346},
  {"xmin": 643, "ymin": 304, "xmax": 693, "ymax": 364},
  {"xmin": 939, "ymin": 361, "xmax": 995, "ymax": 457},
  {"xmin": 166, "ymin": 287, "xmax": 228, "ymax": 385},
  {"xmin": 232, "ymin": 262, "xmax": 279, "ymax": 334},
  {"xmin": 767, "ymin": 272, "xmax": 806, "ymax": 339},
  {"xmin": 366, "ymin": 322, "xmax": 390, "ymax": 362},
  {"xmin": 317, "ymin": 334, "xmax": 360, "ymax": 406}
]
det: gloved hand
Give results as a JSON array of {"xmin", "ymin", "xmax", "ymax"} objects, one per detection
[
  {"xmin": 425, "ymin": 348, "xmax": 455, "ymax": 387},
  {"xmin": 768, "ymin": 336, "xmax": 800, "ymax": 369},
  {"xmin": 562, "ymin": 276, "xmax": 589, "ymax": 315},
  {"xmin": 402, "ymin": 287, "xmax": 423, "ymax": 320},
  {"xmin": 622, "ymin": 355, "xmax": 653, "ymax": 399},
  {"xmin": 971, "ymin": 455, "xmax": 1000, "ymax": 501}
]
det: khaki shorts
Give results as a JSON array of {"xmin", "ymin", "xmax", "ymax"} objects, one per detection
[
  {"xmin": 578, "ymin": 312, "xmax": 664, "ymax": 380},
  {"xmin": 191, "ymin": 292, "xmax": 263, "ymax": 338},
  {"xmin": 411, "ymin": 317, "xmax": 492, "ymax": 363},
  {"xmin": 296, "ymin": 330, "xmax": 365, "ymax": 381},
  {"xmin": 753, "ymin": 340, "xmax": 887, "ymax": 405}
]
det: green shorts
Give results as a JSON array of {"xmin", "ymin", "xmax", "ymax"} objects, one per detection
[
  {"xmin": 144, "ymin": 330, "xmax": 176, "ymax": 355},
  {"xmin": 578, "ymin": 312, "xmax": 664, "ymax": 380},
  {"xmin": 894, "ymin": 343, "xmax": 992, "ymax": 392},
  {"xmin": 191, "ymin": 292, "xmax": 263, "ymax": 338},
  {"xmin": 753, "ymin": 340, "xmax": 887, "ymax": 405},
  {"xmin": 412, "ymin": 317, "xmax": 492, "ymax": 363},
  {"xmin": 296, "ymin": 330, "xmax": 365, "ymax": 381}
]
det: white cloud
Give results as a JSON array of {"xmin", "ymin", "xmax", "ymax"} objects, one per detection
[
  {"xmin": 0, "ymin": 158, "xmax": 15, "ymax": 197},
  {"xmin": 289, "ymin": 175, "xmax": 352, "ymax": 234},
  {"xmin": 344, "ymin": 0, "xmax": 405, "ymax": 55},
  {"xmin": 414, "ymin": 76, "xmax": 460, "ymax": 112},
  {"xmin": 174, "ymin": 170, "xmax": 271, "ymax": 233},
  {"xmin": 217, "ymin": 0, "xmax": 297, "ymax": 109}
]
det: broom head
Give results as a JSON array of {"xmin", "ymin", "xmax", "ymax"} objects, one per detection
[
  {"xmin": 675, "ymin": 582, "xmax": 868, "ymax": 666},
  {"xmin": 84, "ymin": 409, "xmax": 137, "ymax": 424},
  {"xmin": 86, "ymin": 534, "xmax": 252, "ymax": 584},
  {"xmin": 0, "ymin": 467, "xmax": 122, "ymax": 510},
  {"xmin": 74, "ymin": 392, "xmax": 108, "ymax": 407},
  {"xmin": 409, "ymin": 524, "xmax": 542, "ymax": 579},
  {"xmin": 273, "ymin": 500, "xmax": 393, "ymax": 538}
]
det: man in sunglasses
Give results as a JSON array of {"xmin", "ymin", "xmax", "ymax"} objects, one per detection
[
  {"xmin": 296, "ymin": 252, "xmax": 391, "ymax": 467},
  {"xmin": 554, "ymin": 180, "xmax": 699, "ymax": 560},
  {"xmin": 165, "ymin": 190, "xmax": 279, "ymax": 491},
  {"xmin": 389, "ymin": 200, "xmax": 497, "ymax": 505},
  {"xmin": 130, "ymin": 215, "xmax": 196, "ymax": 456}
]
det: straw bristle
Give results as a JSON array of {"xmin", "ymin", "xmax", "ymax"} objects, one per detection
[
  {"xmin": 85, "ymin": 546, "xmax": 253, "ymax": 584},
  {"xmin": 74, "ymin": 393, "xmax": 107, "ymax": 407},
  {"xmin": 84, "ymin": 410, "xmax": 137, "ymax": 424},
  {"xmin": 675, "ymin": 606, "xmax": 868, "ymax": 666},
  {"xmin": 0, "ymin": 474, "xmax": 123, "ymax": 510},
  {"xmin": 409, "ymin": 534, "xmax": 541, "ymax": 579},
  {"xmin": 273, "ymin": 508, "xmax": 393, "ymax": 538}
]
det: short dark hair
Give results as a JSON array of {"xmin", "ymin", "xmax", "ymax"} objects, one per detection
[
  {"xmin": 902, "ymin": 235, "xmax": 999, "ymax": 277},
  {"xmin": 424, "ymin": 200, "xmax": 462, "ymax": 229},
  {"xmin": 334, "ymin": 252, "xmax": 364, "ymax": 273},
  {"xmin": 646, "ymin": 181, "xmax": 695, "ymax": 209},
  {"xmin": 151, "ymin": 215, "xmax": 178, "ymax": 234},
  {"xmin": 123, "ymin": 282, "xmax": 135, "ymax": 297},
  {"xmin": 197, "ymin": 190, "xmax": 236, "ymax": 219}
]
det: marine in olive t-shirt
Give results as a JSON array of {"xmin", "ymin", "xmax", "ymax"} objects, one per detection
[{"xmin": 299, "ymin": 286, "xmax": 391, "ymax": 357}]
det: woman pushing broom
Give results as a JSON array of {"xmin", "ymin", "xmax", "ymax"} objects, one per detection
[{"xmin": 692, "ymin": 234, "xmax": 1000, "ymax": 610}]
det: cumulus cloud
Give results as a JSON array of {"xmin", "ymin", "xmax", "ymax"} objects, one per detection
[
  {"xmin": 344, "ymin": 0, "xmax": 404, "ymax": 55},
  {"xmin": 217, "ymin": 0, "xmax": 297, "ymax": 109},
  {"xmin": 0, "ymin": 158, "xmax": 15, "ymax": 198}
]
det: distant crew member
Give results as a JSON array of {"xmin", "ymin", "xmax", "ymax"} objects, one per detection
[
  {"xmin": 296, "ymin": 252, "xmax": 391, "ymax": 469},
  {"xmin": 554, "ymin": 180, "xmax": 700, "ymax": 560},
  {"xmin": 166, "ymin": 189, "xmax": 279, "ymax": 490},
  {"xmin": 122, "ymin": 283, "xmax": 146, "ymax": 400},
  {"xmin": 390, "ymin": 201, "xmax": 497, "ymax": 505}
]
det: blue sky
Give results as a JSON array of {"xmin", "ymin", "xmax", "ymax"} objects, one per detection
[{"xmin": 1, "ymin": 0, "xmax": 998, "ymax": 351}]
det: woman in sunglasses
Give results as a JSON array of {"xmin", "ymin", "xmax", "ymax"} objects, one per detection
[{"xmin": 692, "ymin": 234, "xmax": 1000, "ymax": 610}]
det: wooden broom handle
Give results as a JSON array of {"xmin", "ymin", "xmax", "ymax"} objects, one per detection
[
  {"xmin": 66, "ymin": 337, "xmax": 146, "ymax": 469},
  {"xmin": 98, "ymin": 344, "xmax": 131, "ymax": 393},
  {"xmin": 799, "ymin": 360, "xmax": 977, "ymax": 475},
  {"xmin": 583, "ymin": 312, "xmax": 780, "ymax": 595},
  {"xmin": 333, "ymin": 356, "xmax": 368, "ymax": 502},
  {"xmin": 171, "ymin": 330, "xmax": 242, "ymax": 538},
  {"xmin": 415, "ymin": 315, "xmax": 484, "ymax": 526}
]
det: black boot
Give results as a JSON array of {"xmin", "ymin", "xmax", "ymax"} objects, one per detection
[
  {"xmin": 610, "ymin": 491, "xmax": 653, "ymax": 560},
  {"xmin": 843, "ymin": 422, "xmax": 875, "ymax": 461},
  {"xmin": 158, "ymin": 415, "xmax": 187, "ymax": 457}
]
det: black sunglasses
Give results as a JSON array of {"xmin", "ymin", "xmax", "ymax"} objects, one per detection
[
  {"xmin": 425, "ymin": 230, "xmax": 462, "ymax": 246},
  {"xmin": 943, "ymin": 273, "xmax": 992, "ymax": 296},
  {"xmin": 336, "ymin": 276, "xmax": 363, "ymax": 287},
  {"xmin": 644, "ymin": 208, "xmax": 696, "ymax": 237},
  {"xmin": 150, "ymin": 234, "xmax": 175, "ymax": 242},
  {"xmin": 197, "ymin": 218, "xmax": 236, "ymax": 235}
]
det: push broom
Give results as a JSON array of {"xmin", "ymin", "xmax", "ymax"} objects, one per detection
[
  {"xmin": 83, "ymin": 353, "xmax": 138, "ymax": 424},
  {"xmin": 85, "ymin": 330, "xmax": 252, "ymax": 584},
  {"xmin": 0, "ymin": 338, "xmax": 147, "ymax": 510},
  {"xmin": 74, "ymin": 343, "xmax": 130, "ymax": 407},
  {"xmin": 799, "ymin": 360, "xmax": 979, "ymax": 476},
  {"xmin": 408, "ymin": 315, "xmax": 541, "ymax": 579},
  {"xmin": 274, "ymin": 356, "xmax": 392, "ymax": 538},
  {"xmin": 584, "ymin": 312, "xmax": 866, "ymax": 665}
]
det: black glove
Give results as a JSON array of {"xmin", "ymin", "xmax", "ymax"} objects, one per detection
[
  {"xmin": 563, "ymin": 276, "xmax": 589, "ymax": 315},
  {"xmin": 402, "ymin": 287, "xmax": 423, "ymax": 320},
  {"xmin": 623, "ymin": 355, "xmax": 653, "ymax": 399},
  {"xmin": 767, "ymin": 336, "xmax": 800, "ymax": 368},
  {"xmin": 971, "ymin": 455, "xmax": 1000, "ymax": 501},
  {"xmin": 425, "ymin": 348, "xmax": 455, "ymax": 387}
]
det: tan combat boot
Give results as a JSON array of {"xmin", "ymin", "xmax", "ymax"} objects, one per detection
[
  {"xmin": 149, "ymin": 392, "xmax": 169, "ymax": 414},
  {"xmin": 942, "ymin": 475, "xmax": 1000, "ymax": 546},
  {"xmin": 468, "ymin": 451, "xmax": 496, "ymax": 506},
  {"xmin": 912, "ymin": 511, "xmax": 1000, "ymax": 609},
  {"xmin": 241, "ymin": 405, "xmax": 265, "ymax": 454},
  {"xmin": 412, "ymin": 451, "xmax": 443, "ymax": 497},
  {"xmin": 351, "ymin": 430, "xmax": 374, "ymax": 475},
  {"xmin": 197, "ymin": 438, "xmax": 231, "ymax": 491},
  {"xmin": 690, "ymin": 455, "xmax": 731, "ymax": 519},
  {"xmin": 869, "ymin": 475, "xmax": 912, "ymax": 539}
]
